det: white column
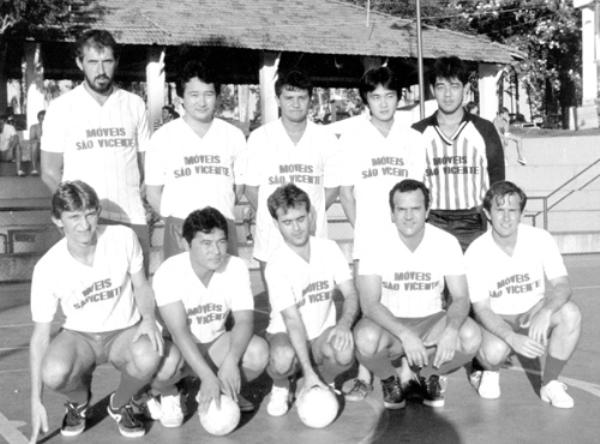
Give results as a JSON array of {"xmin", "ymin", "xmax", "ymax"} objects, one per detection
[
  {"xmin": 145, "ymin": 48, "xmax": 166, "ymax": 133},
  {"xmin": 24, "ymin": 42, "xmax": 45, "ymax": 138},
  {"xmin": 259, "ymin": 51, "xmax": 280, "ymax": 124},
  {"xmin": 574, "ymin": 0, "xmax": 599, "ymax": 128},
  {"xmin": 478, "ymin": 63, "xmax": 502, "ymax": 121}
]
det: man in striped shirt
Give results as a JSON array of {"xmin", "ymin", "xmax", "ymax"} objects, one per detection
[{"xmin": 412, "ymin": 56, "xmax": 504, "ymax": 251}]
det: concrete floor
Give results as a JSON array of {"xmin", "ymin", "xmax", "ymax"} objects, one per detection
[{"xmin": 1, "ymin": 254, "xmax": 599, "ymax": 444}]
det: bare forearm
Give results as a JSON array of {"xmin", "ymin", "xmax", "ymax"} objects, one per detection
[
  {"xmin": 133, "ymin": 284, "xmax": 157, "ymax": 321},
  {"xmin": 284, "ymin": 317, "xmax": 314, "ymax": 375},
  {"xmin": 227, "ymin": 317, "xmax": 253, "ymax": 363},
  {"xmin": 445, "ymin": 296, "xmax": 469, "ymax": 330},
  {"xmin": 475, "ymin": 307, "xmax": 514, "ymax": 342},
  {"xmin": 29, "ymin": 332, "xmax": 49, "ymax": 402},
  {"xmin": 339, "ymin": 187, "xmax": 356, "ymax": 227},
  {"xmin": 542, "ymin": 282, "xmax": 572, "ymax": 314},
  {"xmin": 171, "ymin": 328, "xmax": 215, "ymax": 381},
  {"xmin": 363, "ymin": 303, "xmax": 407, "ymax": 341},
  {"xmin": 338, "ymin": 289, "xmax": 358, "ymax": 330}
]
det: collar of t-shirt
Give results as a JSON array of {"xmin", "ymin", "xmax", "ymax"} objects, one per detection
[{"xmin": 431, "ymin": 111, "xmax": 472, "ymax": 146}]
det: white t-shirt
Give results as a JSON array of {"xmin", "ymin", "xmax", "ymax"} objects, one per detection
[
  {"xmin": 145, "ymin": 118, "xmax": 246, "ymax": 220},
  {"xmin": 465, "ymin": 224, "xmax": 568, "ymax": 315},
  {"xmin": 338, "ymin": 118, "xmax": 427, "ymax": 259},
  {"xmin": 0, "ymin": 123, "xmax": 16, "ymax": 152},
  {"xmin": 359, "ymin": 223, "xmax": 464, "ymax": 318},
  {"xmin": 153, "ymin": 253, "xmax": 254, "ymax": 344},
  {"xmin": 265, "ymin": 237, "xmax": 352, "ymax": 340},
  {"xmin": 42, "ymin": 85, "xmax": 150, "ymax": 224},
  {"xmin": 30, "ymin": 225, "xmax": 143, "ymax": 332},
  {"xmin": 245, "ymin": 119, "xmax": 342, "ymax": 262}
]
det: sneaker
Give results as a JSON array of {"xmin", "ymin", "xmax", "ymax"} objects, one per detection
[
  {"xmin": 517, "ymin": 158, "xmax": 527, "ymax": 166},
  {"xmin": 478, "ymin": 371, "xmax": 501, "ymax": 400},
  {"xmin": 30, "ymin": 169, "xmax": 39, "ymax": 176},
  {"xmin": 381, "ymin": 375, "xmax": 405, "ymax": 409},
  {"xmin": 107, "ymin": 393, "xmax": 146, "ymax": 438},
  {"xmin": 342, "ymin": 378, "xmax": 372, "ymax": 402},
  {"xmin": 422, "ymin": 375, "xmax": 447, "ymax": 407},
  {"xmin": 159, "ymin": 394, "xmax": 184, "ymax": 428},
  {"xmin": 266, "ymin": 384, "xmax": 290, "ymax": 416},
  {"xmin": 540, "ymin": 380, "xmax": 574, "ymax": 409},
  {"xmin": 60, "ymin": 400, "xmax": 88, "ymax": 437},
  {"xmin": 237, "ymin": 393, "xmax": 256, "ymax": 413},
  {"xmin": 17, "ymin": 169, "xmax": 25, "ymax": 177},
  {"xmin": 145, "ymin": 395, "xmax": 163, "ymax": 420}
]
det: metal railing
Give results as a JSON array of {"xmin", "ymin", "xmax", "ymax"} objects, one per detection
[{"xmin": 526, "ymin": 157, "xmax": 600, "ymax": 229}]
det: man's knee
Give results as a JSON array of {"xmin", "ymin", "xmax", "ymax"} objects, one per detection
[
  {"xmin": 556, "ymin": 302, "xmax": 582, "ymax": 333},
  {"xmin": 243, "ymin": 336, "xmax": 269, "ymax": 373},
  {"xmin": 129, "ymin": 337, "xmax": 161, "ymax": 378},
  {"xmin": 459, "ymin": 319, "xmax": 482, "ymax": 354},
  {"xmin": 479, "ymin": 334, "xmax": 511, "ymax": 366},
  {"xmin": 267, "ymin": 337, "xmax": 296, "ymax": 377},
  {"xmin": 41, "ymin": 356, "xmax": 75, "ymax": 391},
  {"xmin": 353, "ymin": 320, "xmax": 381, "ymax": 357}
]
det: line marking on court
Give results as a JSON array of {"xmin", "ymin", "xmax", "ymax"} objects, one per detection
[
  {"xmin": 508, "ymin": 367, "xmax": 600, "ymax": 398},
  {"xmin": 572, "ymin": 284, "xmax": 600, "ymax": 291},
  {"xmin": 0, "ymin": 411, "xmax": 28, "ymax": 444}
]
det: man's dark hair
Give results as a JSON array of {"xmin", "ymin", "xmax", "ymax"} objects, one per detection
[
  {"xmin": 389, "ymin": 179, "xmax": 431, "ymax": 211},
  {"xmin": 52, "ymin": 180, "xmax": 100, "ymax": 219},
  {"xmin": 359, "ymin": 66, "xmax": 400, "ymax": 103},
  {"xmin": 267, "ymin": 183, "xmax": 311, "ymax": 219},
  {"xmin": 182, "ymin": 207, "xmax": 228, "ymax": 245},
  {"xmin": 37, "ymin": 110, "xmax": 46, "ymax": 120},
  {"xmin": 483, "ymin": 180, "xmax": 527, "ymax": 213},
  {"xmin": 275, "ymin": 70, "xmax": 313, "ymax": 98},
  {"xmin": 176, "ymin": 60, "xmax": 220, "ymax": 98},
  {"xmin": 76, "ymin": 29, "xmax": 119, "ymax": 60},
  {"xmin": 428, "ymin": 56, "xmax": 469, "ymax": 86}
]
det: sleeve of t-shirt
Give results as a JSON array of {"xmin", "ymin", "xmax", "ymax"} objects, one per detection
[
  {"xmin": 328, "ymin": 241, "xmax": 352, "ymax": 284},
  {"xmin": 40, "ymin": 100, "xmax": 65, "ymax": 153},
  {"xmin": 231, "ymin": 128, "xmax": 248, "ymax": 186},
  {"xmin": 135, "ymin": 100, "xmax": 151, "ymax": 153},
  {"xmin": 152, "ymin": 260, "xmax": 182, "ymax": 307},
  {"xmin": 124, "ymin": 227, "xmax": 144, "ymax": 275},
  {"xmin": 322, "ymin": 130, "xmax": 343, "ymax": 188},
  {"xmin": 265, "ymin": 262, "xmax": 297, "ymax": 313},
  {"xmin": 227, "ymin": 258, "xmax": 255, "ymax": 312},
  {"xmin": 473, "ymin": 118, "xmax": 505, "ymax": 184},
  {"xmin": 539, "ymin": 230, "xmax": 568, "ymax": 280},
  {"xmin": 30, "ymin": 260, "xmax": 59, "ymax": 323},
  {"xmin": 464, "ymin": 243, "xmax": 489, "ymax": 304},
  {"xmin": 144, "ymin": 129, "xmax": 167, "ymax": 186},
  {"xmin": 244, "ymin": 129, "xmax": 264, "ymax": 187}
]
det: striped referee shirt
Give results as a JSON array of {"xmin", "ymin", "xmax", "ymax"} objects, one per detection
[{"xmin": 412, "ymin": 112, "xmax": 505, "ymax": 211}]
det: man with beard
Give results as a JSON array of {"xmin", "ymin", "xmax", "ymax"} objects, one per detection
[{"xmin": 41, "ymin": 29, "xmax": 152, "ymax": 271}]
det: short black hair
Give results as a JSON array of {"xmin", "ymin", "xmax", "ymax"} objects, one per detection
[
  {"xmin": 389, "ymin": 179, "xmax": 431, "ymax": 211},
  {"xmin": 176, "ymin": 60, "xmax": 220, "ymax": 98},
  {"xmin": 52, "ymin": 180, "xmax": 100, "ymax": 220},
  {"xmin": 483, "ymin": 181, "xmax": 527, "ymax": 213},
  {"xmin": 76, "ymin": 29, "xmax": 119, "ymax": 61},
  {"xmin": 275, "ymin": 70, "xmax": 313, "ymax": 98},
  {"xmin": 359, "ymin": 66, "xmax": 400, "ymax": 103},
  {"xmin": 428, "ymin": 56, "xmax": 468, "ymax": 86},
  {"xmin": 182, "ymin": 207, "xmax": 228, "ymax": 245},
  {"xmin": 267, "ymin": 183, "xmax": 311, "ymax": 219}
]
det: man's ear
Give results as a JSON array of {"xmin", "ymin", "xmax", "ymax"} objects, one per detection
[
  {"xmin": 52, "ymin": 215, "xmax": 64, "ymax": 230},
  {"xmin": 76, "ymin": 57, "xmax": 83, "ymax": 72},
  {"xmin": 483, "ymin": 208, "xmax": 491, "ymax": 222}
]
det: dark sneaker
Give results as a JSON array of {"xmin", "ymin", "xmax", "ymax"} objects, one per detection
[
  {"xmin": 342, "ymin": 378, "xmax": 373, "ymax": 402},
  {"xmin": 237, "ymin": 393, "xmax": 256, "ymax": 413},
  {"xmin": 422, "ymin": 375, "xmax": 447, "ymax": 408},
  {"xmin": 107, "ymin": 393, "xmax": 146, "ymax": 438},
  {"xmin": 60, "ymin": 401, "xmax": 88, "ymax": 437},
  {"xmin": 381, "ymin": 375, "xmax": 406, "ymax": 409}
]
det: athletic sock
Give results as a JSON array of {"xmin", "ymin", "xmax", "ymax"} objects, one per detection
[{"xmin": 542, "ymin": 355, "xmax": 568, "ymax": 386}]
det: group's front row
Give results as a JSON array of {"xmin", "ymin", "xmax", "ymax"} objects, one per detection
[{"xmin": 29, "ymin": 178, "xmax": 581, "ymax": 441}]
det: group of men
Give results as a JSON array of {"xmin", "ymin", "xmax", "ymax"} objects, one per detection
[{"xmin": 28, "ymin": 28, "xmax": 581, "ymax": 442}]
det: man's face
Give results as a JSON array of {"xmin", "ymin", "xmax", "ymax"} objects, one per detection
[
  {"xmin": 275, "ymin": 204, "xmax": 310, "ymax": 248},
  {"xmin": 182, "ymin": 77, "xmax": 218, "ymax": 123},
  {"xmin": 189, "ymin": 228, "xmax": 228, "ymax": 271},
  {"xmin": 277, "ymin": 87, "xmax": 310, "ymax": 123},
  {"xmin": 53, "ymin": 208, "xmax": 99, "ymax": 246},
  {"xmin": 76, "ymin": 45, "xmax": 116, "ymax": 94},
  {"xmin": 391, "ymin": 189, "xmax": 429, "ymax": 242},
  {"xmin": 432, "ymin": 76, "xmax": 465, "ymax": 115},
  {"xmin": 485, "ymin": 194, "xmax": 523, "ymax": 240},
  {"xmin": 366, "ymin": 84, "xmax": 398, "ymax": 124}
]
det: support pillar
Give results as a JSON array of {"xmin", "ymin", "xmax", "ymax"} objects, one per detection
[
  {"xmin": 259, "ymin": 51, "xmax": 280, "ymax": 124},
  {"xmin": 478, "ymin": 63, "xmax": 502, "ymax": 121},
  {"xmin": 24, "ymin": 42, "xmax": 45, "ymax": 138},
  {"xmin": 574, "ymin": 0, "xmax": 599, "ymax": 128},
  {"xmin": 146, "ymin": 48, "xmax": 166, "ymax": 133}
]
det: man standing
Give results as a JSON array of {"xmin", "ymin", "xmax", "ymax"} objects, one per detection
[
  {"xmin": 244, "ymin": 70, "xmax": 342, "ymax": 267},
  {"xmin": 41, "ymin": 29, "xmax": 151, "ymax": 267},
  {"xmin": 0, "ymin": 114, "xmax": 18, "ymax": 164},
  {"xmin": 466, "ymin": 181, "xmax": 581, "ymax": 408},
  {"xmin": 25, "ymin": 110, "xmax": 45, "ymax": 176},
  {"xmin": 264, "ymin": 184, "xmax": 358, "ymax": 417},
  {"xmin": 354, "ymin": 179, "xmax": 480, "ymax": 409},
  {"xmin": 149, "ymin": 207, "xmax": 269, "ymax": 426},
  {"xmin": 338, "ymin": 66, "xmax": 427, "ymax": 401},
  {"xmin": 145, "ymin": 61, "xmax": 246, "ymax": 259},
  {"xmin": 412, "ymin": 56, "xmax": 505, "ymax": 251},
  {"xmin": 29, "ymin": 181, "xmax": 163, "ymax": 441}
]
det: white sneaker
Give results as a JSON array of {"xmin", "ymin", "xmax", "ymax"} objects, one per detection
[
  {"xmin": 478, "ymin": 371, "xmax": 501, "ymax": 399},
  {"xmin": 266, "ymin": 384, "xmax": 290, "ymax": 417},
  {"xmin": 540, "ymin": 380, "xmax": 574, "ymax": 409},
  {"xmin": 145, "ymin": 395, "xmax": 162, "ymax": 420},
  {"xmin": 159, "ymin": 394, "xmax": 184, "ymax": 427}
]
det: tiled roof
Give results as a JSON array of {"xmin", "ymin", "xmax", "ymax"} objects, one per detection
[{"xmin": 93, "ymin": 0, "xmax": 518, "ymax": 64}]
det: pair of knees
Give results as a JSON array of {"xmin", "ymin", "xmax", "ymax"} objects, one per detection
[{"xmin": 267, "ymin": 342, "xmax": 353, "ymax": 379}]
